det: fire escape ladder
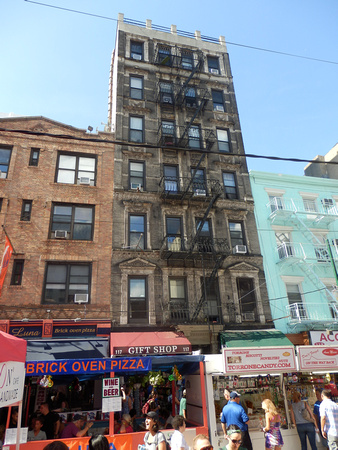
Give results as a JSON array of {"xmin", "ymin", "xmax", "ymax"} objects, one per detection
[
  {"xmin": 178, "ymin": 93, "xmax": 208, "ymax": 147},
  {"xmin": 291, "ymin": 212, "xmax": 323, "ymax": 245},
  {"xmin": 298, "ymin": 260, "xmax": 337, "ymax": 304}
]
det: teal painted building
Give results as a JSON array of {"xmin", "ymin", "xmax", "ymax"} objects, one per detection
[{"xmin": 249, "ymin": 171, "xmax": 338, "ymax": 334}]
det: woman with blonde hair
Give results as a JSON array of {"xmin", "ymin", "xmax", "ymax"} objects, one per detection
[{"xmin": 262, "ymin": 399, "xmax": 284, "ymax": 450}]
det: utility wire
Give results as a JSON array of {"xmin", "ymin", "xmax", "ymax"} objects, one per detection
[
  {"xmin": 1, "ymin": 127, "xmax": 338, "ymax": 166},
  {"xmin": 23, "ymin": 0, "xmax": 338, "ymax": 66}
]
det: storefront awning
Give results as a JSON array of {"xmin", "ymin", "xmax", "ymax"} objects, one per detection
[
  {"xmin": 26, "ymin": 338, "xmax": 109, "ymax": 361},
  {"xmin": 220, "ymin": 330, "xmax": 294, "ymax": 348},
  {"xmin": 110, "ymin": 331, "xmax": 192, "ymax": 357}
]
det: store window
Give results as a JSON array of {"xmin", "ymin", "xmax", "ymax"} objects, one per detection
[
  {"xmin": 0, "ymin": 146, "xmax": 12, "ymax": 178},
  {"xmin": 217, "ymin": 129, "xmax": 230, "ymax": 153},
  {"xmin": 223, "ymin": 172, "xmax": 237, "ymax": 199},
  {"xmin": 129, "ymin": 161, "xmax": 145, "ymax": 191},
  {"xmin": 20, "ymin": 200, "xmax": 32, "ymax": 221},
  {"xmin": 207, "ymin": 56, "xmax": 219, "ymax": 74},
  {"xmin": 43, "ymin": 263, "xmax": 91, "ymax": 304},
  {"xmin": 188, "ymin": 125, "xmax": 201, "ymax": 149},
  {"xmin": 237, "ymin": 277, "xmax": 256, "ymax": 321},
  {"xmin": 212, "ymin": 90, "xmax": 225, "ymax": 112},
  {"xmin": 129, "ymin": 277, "xmax": 147, "ymax": 322},
  {"xmin": 56, "ymin": 153, "xmax": 96, "ymax": 185},
  {"xmin": 130, "ymin": 41, "xmax": 143, "ymax": 60},
  {"xmin": 169, "ymin": 278, "xmax": 188, "ymax": 321},
  {"xmin": 50, "ymin": 204, "xmax": 94, "ymax": 240},
  {"xmin": 166, "ymin": 216, "xmax": 183, "ymax": 251},
  {"xmin": 129, "ymin": 116, "xmax": 144, "ymax": 143},
  {"xmin": 11, "ymin": 260, "xmax": 24, "ymax": 286},
  {"xmin": 201, "ymin": 277, "xmax": 220, "ymax": 322},
  {"xmin": 130, "ymin": 76, "xmax": 143, "ymax": 100},
  {"xmin": 29, "ymin": 148, "xmax": 40, "ymax": 166},
  {"xmin": 129, "ymin": 214, "xmax": 146, "ymax": 249}
]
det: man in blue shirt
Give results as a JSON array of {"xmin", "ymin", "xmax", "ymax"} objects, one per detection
[{"xmin": 221, "ymin": 391, "xmax": 252, "ymax": 450}]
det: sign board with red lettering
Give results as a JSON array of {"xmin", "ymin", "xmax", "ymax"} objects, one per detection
[
  {"xmin": 297, "ymin": 345, "xmax": 338, "ymax": 371},
  {"xmin": 223, "ymin": 346, "xmax": 297, "ymax": 374},
  {"xmin": 102, "ymin": 378, "xmax": 121, "ymax": 413},
  {"xmin": 310, "ymin": 331, "xmax": 338, "ymax": 346}
]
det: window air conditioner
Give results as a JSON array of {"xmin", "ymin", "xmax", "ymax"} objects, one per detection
[
  {"xmin": 233, "ymin": 245, "xmax": 247, "ymax": 254},
  {"xmin": 194, "ymin": 189, "xmax": 206, "ymax": 196},
  {"xmin": 132, "ymin": 54, "xmax": 142, "ymax": 60},
  {"xmin": 55, "ymin": 230, "xmax": 68, "ymax": 239},
  {"xmin": 322, "ymin": 198, "xmax": 334, "ymax": 206},
  {"xmin": 74, "ymin": 293, "xmax": 89, "ymax": 304},
  {"xmin": 131, "ymin": 183, "xmax": 142, "ymax": 190},
  {"xmin": 162, "ymin": 96, "xmax": 173, "ymax": 104},
  {"xmin": 0, "ymin": 171, "xmax": 6, "ymax": 179},
  {"xmin": 79, "ymin": 177, "xmax": 91, "ymax": 185},
  {"xmin": 215, "ymin": 105, "xmax": 224, "ymax": 112},
  {"xmin": 242, "ymin": 312, "xmax": 255, "ymax": 321},
  {"xmin": 210, "ymin": 68, "xmax": 219, "ymax": 74}
]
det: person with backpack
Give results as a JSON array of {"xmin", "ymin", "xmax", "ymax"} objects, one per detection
[{"xmin": 143, "ymin": 411, "xmax": 167, "ymax": 450}]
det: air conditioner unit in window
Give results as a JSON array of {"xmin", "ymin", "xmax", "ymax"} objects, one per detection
[
  {"xmin": 242, "ymin": 312, "xmax": 255, "ymax": 321},
  {"xmin": 131, "ymin": 183, "xmax": 142, "ymax": 190},
  {"xmin": 132, "ymin": 54, "xmax": 142, "ymax": 60},
  {"xmin": 55, "ymin": 230, "xmax": 68, "ymax": 239},
  {"xmin": 210, "ymin": 68, "xmax": 219, "ymax": 74},
  {"xmin": 322, "ymin": 198, "xmax": 334, "ymax": 206},
  {"xmin": 233, "ymin": 245, "xmax": 247, "ymax": 254},
  {"xmin": 194, "ymin": 189, "xmax": 206, "ymax": 196},
  {"xmin": 0, "ymin": 171, "xmax": 6, "ymax": 179},
  {"xmin": 79, "ymin": 177, "xmax": 90, "ymax": 185},
  {"xmin": 162, "ymin": 96, "xmax": 173, "ymax": 104},
  {"xmin": 215, "ymin": 105, "xmax": 224, "ymax": 111},
  {"xmin": 74, "ymin": 293, "xmax": 89, "ymax": 304}
]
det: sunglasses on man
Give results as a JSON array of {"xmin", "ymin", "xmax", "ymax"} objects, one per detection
[{"xmin": 229, "ymin": 438, "xmax": 242, "ymax": 445}]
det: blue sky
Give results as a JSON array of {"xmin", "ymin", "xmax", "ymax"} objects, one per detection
[{"xmin": 1, "ymin": 0, "xmax": 337, "ymax": 175}]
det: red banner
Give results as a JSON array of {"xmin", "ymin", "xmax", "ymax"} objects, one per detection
[{"xmin": 0, "ymin": 236, "xmax": 13, "ymax": 292}]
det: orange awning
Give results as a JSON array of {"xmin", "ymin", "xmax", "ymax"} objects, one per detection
[{"xmin": 110, "ymin": 331, "xmax": 192, "ymax": 357}]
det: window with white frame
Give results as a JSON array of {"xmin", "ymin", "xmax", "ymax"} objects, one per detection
[
  {"xmin": 129, "ymin": 214, "xmax": 146, "ymax": 249},
  {"xmin": 169, "ymin": 278, "xmax": 188, "ymax": 320},
  {"xmin": 129, "ymin": 277, "xmax": 147, "ymax": 322},
  {"xmin": 303, "ymin": 198, "xmax": 318, "ymax": 212},
  {"xmin": 207, "ymin": 56, "xmax": 219, "ymax": 74},
  {"xmin": 0, "ymin": 146, "xmax": 12, "ymax": 178},
  {"xmin": 56, "ymin": 153, "xmax": 96, "ymax": 185},
  {"xmin": 269, "ymin": 195, "xmax": 284, "ymax": 212},
  {"xmin": 130, "ymin": 76, "xmax": 143, "ymax": 99},
  {"xmin": 129, "ymin": 161, "xmax": 145, "ymax": 190},
  {"xmin": 129, "ymin": 116, "xmax": 144, "ymax": 143},
  {"xmin": 51, "ymin": 204, "xmax": 94, "ymax": 240},
  {"xmin": 212, "ymin": 90, "xmax": 225, "ymax": 112},
  {"xmin": 286, "ymin": 283, "xmax": 307, "ymax": 320},
  {"xmin": 188, "ymin": 125, "xmax": 201, "ymax": 149},
  {"xmin": 275, "ymin": 231, "xmax": 293, "ymax": 259},
  {"xmin": 130, "ymin": 41, "xmax": 143, "ymax": 60},
  {"xmin": 217, "ymin": 129, "xmax": 230, "ymax": 153},
  {"xmin": 223, "ymin": 172, "xmax": 237, "ymax": 199}
]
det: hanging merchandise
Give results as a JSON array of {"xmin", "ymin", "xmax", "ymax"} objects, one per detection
[
  {"xmin": 39, "ymin": 375, "xmax": 53, "ymax": 388},
  {"xmin": 148, "ymin": 371, "xmax": 165, "ymax": 386},
  {"xmin": 168, "ymin": 365, "xmax": 182, "ymax": 382}
]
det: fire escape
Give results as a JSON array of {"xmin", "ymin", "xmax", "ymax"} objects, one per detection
[{"xmin": 155, "ymin": 42, "xmax": 230, "ymax": 324}]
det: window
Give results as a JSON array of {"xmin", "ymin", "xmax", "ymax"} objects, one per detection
[
  {"xmin": 21, "ymin": 200, "xmax": 32, "ymax": 221},
  {"xmin": 303, "ymin": 198, "xmax": 317, "ymax": 212},
  {"xmin": 201, "ymin": 277, "xmax": 220, "ymax": 322},
  {"xmin": 129, "ymin": 161, "xmax": 145, "ymax": 190},
  {"xmin": 312, "ymin": 233, "xmax": 330, "ymax": 262},
  {"xmin": 166, "ymin": 216, "xmax": 183, "ymax": 251},
  {"xmin": 29, "ymin": 148, "xmax": 40, "ymax": 166},
  {"xmin": 11, "ymin": 260, "xmax": 24, "ymax": 286},
  {"xmin": 269, "ymin": 195, "xmax": 284, "ymax": 212},
  {"xmin": 191, "ymin": 168, "xmax": 206, "ymax": 195},
  {"xmin": 43, "ymin": 263, "xmax": 90, "ymax": 304},
  {"xmin": 181, "ymin": 50, "xmax": 193, "ymax": 70},
  {"xmin": 159, "ymin": 82, "xmax": 174, "ymax": 105},
  {"xmin": 169, "ymin": 278, "xmax": 188, "ymax": 321},
  {"xmin": 212, "ymin": 90, "xmax": 225, "ymax": 112},
  {"xmin": 188, "ymin": 125, "xmax": 201, "ymax": 149},
  {"xmin": 237, "ymin": 278, "xmax": 256, "ymax": 321},
  {"xmin": 56, "ymin": 153, "xmax": 96, "ymax": 185},
  {"xmin": 223, "ymin": 172, "xmax": 237, "ymax": 199},
  {"xmin": 286, "ymin": 284, "xmax": 307, "ymax": 320},
  {"xmin": 129, "ymin": 277, "xmax": 147, "ymax": 321},
  {"xmin": 196, "ymin": 218, "xmax": 213, "ymax": 252},
  {"xmin": 129, "ymin": 214, "xmax": 146, "ymax": 249},
  {"xmin": 51, "ymin": 204, "xmax": 94, "ymax": 240},
  {"xmin": 0, "ymin": 146, "xmax": 12, "ymax": 178},
  {"xmin": 129, "ymin": 116, "xmax": 144, "ymax": 143},
  {"xmin": 164, "ymin": 165, "xmax": 179, "ymax": 192},
  {"xmin": 275, "ymin": 232, "xmax": 293, "ymax": 259},
  {"xmin": 130, "ymin": 41, "xmax": 143, "ymax": 60},
  {"xmin": 158, "ymin": 45, "xmax": 172, "ymax": 66},
  {"xmin": 161, "ymin": 121, "xmax": 175, "ymax": 146},
  {"xmin": 207, "ymin": 56, "xmax": 219, "ymax": 74},
  {"xmin": 217, "ymin": 129, "xmax": 230, "ymax": 153},
  {"xmin": 0, "ymin": 198, "xmax": 3, "ymax": 212},
  {"xmin": 229, "ymin": 221, "xmax": 245, "ymax": 247},
  {"xmin": 130, "ymin": 76, "xmax": 143, "ymax": 99},
  {"xmin": 185, "ymin": 86, "xmax": 197, "ymax": 107}
]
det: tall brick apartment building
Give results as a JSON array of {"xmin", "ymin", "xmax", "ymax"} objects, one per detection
[
  {"xmin": 108, "ymin": 15, "xmax": 273, "ymax": 352},
  {"xmin": 0, "ymin": 116, "xmax": 114, "ymax": 322}
]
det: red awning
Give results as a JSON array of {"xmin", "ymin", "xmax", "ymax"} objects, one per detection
[
  {"xmin": 0, "ymin": 330, "xmax": 27, "ymax": 363},
  {"xmin": 110, "ymin": 331, "xmax": 192, "ymax": 357}
]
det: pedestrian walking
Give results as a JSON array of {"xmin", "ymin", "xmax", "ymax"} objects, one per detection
[
  {"xmin": 290, "ymin": 391, "xmax": 318, "ymax": 450},
  {"xmin": 171, "ymin": 415, "xmax": 189, "ymax": 450},
  {"xmin": 262, "ymin": 399, "xmax": 284, "ymax": 450},
  {"xmin": 319, "ymin": 389, "xmax": 338, "ymax": 450},
  {"xmin": 221, "ymin": 391, "xmax": 252, "ymax": 450}
]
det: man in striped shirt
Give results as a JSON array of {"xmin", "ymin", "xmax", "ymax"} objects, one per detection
[{"xmin": 320, "ymin": 389, "xmax": 338, "ymax": 450}]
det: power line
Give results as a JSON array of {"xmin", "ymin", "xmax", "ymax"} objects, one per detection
[
  {"xmin": 2, "ymin": 126, "xmax": 338, "ymax": 166},
  {"xmin": 23, "ymin": 1, "xmax": 338, "ymax": 66}
]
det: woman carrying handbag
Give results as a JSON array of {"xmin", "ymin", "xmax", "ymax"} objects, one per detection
[{"xmin": 290, "ymin": 391, "xmax": 319, "ymax": 450}]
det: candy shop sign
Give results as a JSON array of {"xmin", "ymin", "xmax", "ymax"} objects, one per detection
[
  {"xmin": 297, "ymin": 345, "xmax": 338, "ymax": 371},
  {"xmin": 223, "ymin": 346, "xmax": 297, "ymax": 374}
]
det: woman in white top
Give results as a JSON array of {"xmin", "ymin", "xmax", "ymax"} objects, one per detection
[
  {"xmin": 144, "ymin": 411, "xmax": 167, "ymax": 450},
  {"xmin": 170, "ymin": 415, "xmax": 189, "ymax": 450}
]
